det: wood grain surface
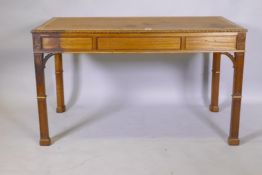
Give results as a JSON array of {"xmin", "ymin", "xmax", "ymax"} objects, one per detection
[{"xmin": 32, "ymin": 16, "xmax": 247, "ymax": 33}]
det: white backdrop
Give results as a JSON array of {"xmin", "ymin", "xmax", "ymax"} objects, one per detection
[
  {"xmin": 1, "ymin": 0, "xmax": 262, "ymax": 174},
  {"xmin": 0, "ymin": 0, "xmax": 261, "ymax": 109},
  {"xmin": 0, "ymin": 0, "xmax": 261, "ymax": 134}
]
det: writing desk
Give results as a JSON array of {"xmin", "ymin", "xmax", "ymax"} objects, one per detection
[{"xmin": 31, "ymin": 17, "xmax": 247, "ymax": 146}]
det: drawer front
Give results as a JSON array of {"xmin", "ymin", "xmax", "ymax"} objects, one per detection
[
  {"xmin": 185, "ymin": 36, "xmax": 236, "ymax": 50},
  {"xmin": 97, "ymin": 37, "xmax": 181, "ymax": 50},
  {"xmin": 42, "ymin": 37, "xmax": 93, "ymax": 51}
]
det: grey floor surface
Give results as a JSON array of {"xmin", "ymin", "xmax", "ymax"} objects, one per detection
[{"xmin": 0, "ymin": 102, "xmax": 262, "ymax": 175}]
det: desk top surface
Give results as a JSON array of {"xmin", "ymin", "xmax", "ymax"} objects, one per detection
[{"xmin": 32, "ymin": 16, "xmax": 247, "ymax": 33}]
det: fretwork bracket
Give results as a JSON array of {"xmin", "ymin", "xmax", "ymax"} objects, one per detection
[
  {"xmin": 221, "ymin": 52, "xmax": 236, "ymax": 65},
  {"xmin": 43, "ymin": 53, "xmax": 54, "ymax": 68}
]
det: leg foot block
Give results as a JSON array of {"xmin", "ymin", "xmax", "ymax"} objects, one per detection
[
  {"xmin": 228, "ymin": 137, "xmax": 240, "ymax": 146},
  {"xmin": 56, "ymin": 106, "xmax": 66, "ymax": 113},
  {"xmin": 39, "ymin": 138, "xmax": 51, "ymax": 146},
  {"xmin": 209, "ymin": 105, "xmax": 219, "ymax": 112}
]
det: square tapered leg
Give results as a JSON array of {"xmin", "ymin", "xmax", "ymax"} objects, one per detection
[
  {"xmin": 228, "ymin": 52, "xmax": 245, "ymax": 146},
  {"xmin": 210, "ymin": 52, "xmax": 221, "ymax": 112},
  {"xmin": 34, "ymin": 53, "xmax": 51, "ymax": 146},
  {"xmin": 55, "ymin": 53, "xmax": 66, "ymax": 113}
]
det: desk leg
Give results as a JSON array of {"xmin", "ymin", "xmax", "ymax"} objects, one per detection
[
  {"xmin": 55, "ymin": 53, "xmax": 66, "ymax": 113},
  {"xmin": 34, "ymin": 53, "xmax": 51, "ymax": 146},
  {"xmin": 210, "ymin": 52, "xmax": 221, "ymax": 112},
  {"xmin": 228, "ymin": 52, "xmax": 245, "ymax": 145}
]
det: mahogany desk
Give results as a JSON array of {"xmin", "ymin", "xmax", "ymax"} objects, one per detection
[{"xmin": 31, "ymin": 17, "xmax": 247, "ymax": 146}]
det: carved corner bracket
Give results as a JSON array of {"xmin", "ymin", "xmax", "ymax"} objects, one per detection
[
  {"xmin": 43, "ymin": 53, "xmax": 54, "ymax": 68},
  {"xmin": 221, "ymin": 52, "xmax": 236, "ymax": 65}
]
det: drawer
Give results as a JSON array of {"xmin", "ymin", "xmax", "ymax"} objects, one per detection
[
  {"xmin": 97, "ymin": 37, "xmax": 181, "ymax": 50},
  {"xmin": 185, "ymin": 36, "xmax": 236, "ymax": 50},
  {"xmin": 42, "ymin": 37, "xmax": 93, "ymax": 51}
]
